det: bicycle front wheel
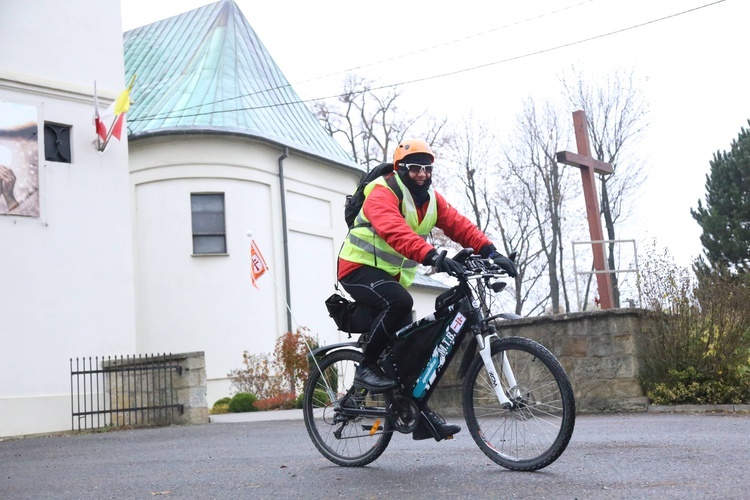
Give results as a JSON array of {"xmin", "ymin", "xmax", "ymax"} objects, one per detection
[
  {"xmin": 303, "ymin": 349, "xmax": 392, "ymax": 467},
  {"xmin": 463, "ymin": 336, "xmax": 575, "ymax": 471}
]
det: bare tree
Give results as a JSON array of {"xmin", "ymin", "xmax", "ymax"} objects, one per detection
[
  {"xmin": 492, "ymin": 180, "xmax": 549, "ymax": 316},
  {"xmin": 313, "ymin": 74, "xmax": 446, "ymax": 169},
  {"xmin": 505, "ymin": 98, "xmax": 580, "ymax": 314},
  {"xmin": 439, "ymin": 117, "xmax": 497, "ymax": 233},
  {"xmin": 438, "ymin": 115, "xmax": 549, "ymax": 316},
  {"xmin": 560, "ymin": 68, "xmax": 649, "ymax": 307}
]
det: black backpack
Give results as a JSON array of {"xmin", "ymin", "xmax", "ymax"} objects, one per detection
[{"xmin": 344, "ymin": 162, "xmax": 403, "ymax": 228}]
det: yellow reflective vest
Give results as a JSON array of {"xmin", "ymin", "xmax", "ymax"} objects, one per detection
[{"xmin": 339, "ymin": 174, "xmax": 437, "ymax": 287}]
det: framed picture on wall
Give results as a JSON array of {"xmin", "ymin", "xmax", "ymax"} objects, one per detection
[{"xmin": 0, "ymin": 101, "xmax": 39, "ymax": 217}]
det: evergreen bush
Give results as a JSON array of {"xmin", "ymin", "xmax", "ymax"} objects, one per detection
[
  {"xmin": 210, "ymin": 397, "xmax": 232, "ymax": 415},
  {"xmin": 228, "ymin": 392, "xmax": 258, "ymax": 413}
]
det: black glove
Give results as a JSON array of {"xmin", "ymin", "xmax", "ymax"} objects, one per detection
[
  {"xmin": 490, "ymin": 251, "xmax": 517, "ymax": 278},
  {"xmin": 423, "ymin": 250, "xmax": 465, "ymax": 276}
]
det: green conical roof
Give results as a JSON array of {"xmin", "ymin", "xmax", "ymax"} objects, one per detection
[{"xmin": 123, "ymin": 0, "xmax": 354, "ymax": 166}]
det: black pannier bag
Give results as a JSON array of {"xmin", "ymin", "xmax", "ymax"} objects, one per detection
[{"xmin": 325, "ymin": 293, "xmax": 378, "ymax": 334}]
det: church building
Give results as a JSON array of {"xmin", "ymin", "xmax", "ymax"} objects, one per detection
[{"xmin": 0, "ymin": 0, "xmax": 444, "ymax": 438}]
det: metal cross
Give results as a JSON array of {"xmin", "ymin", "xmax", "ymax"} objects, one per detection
[{"xmin": 556, "ymin": 110, "xmax": 615, "ymax": 310}]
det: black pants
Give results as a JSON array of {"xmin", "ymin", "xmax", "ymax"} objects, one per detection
[{"xmin": 339, "ymin": 266, "xmax": 413, "ymax": 364}]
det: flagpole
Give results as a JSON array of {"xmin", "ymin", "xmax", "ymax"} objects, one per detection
[
  {"xmin": 100, "ymin": 73, "xmax": 137, "ymax": 152},
  {"xmin": 246, "ymin": 232, "xmax": 328, "ymax": 366},
  {"xmin": 102, "ymin": 115, "xmax": 117, "ymax": 151},
  {"xmin": 247, "ymin": 231, "xmax": 302, "ymax": 329},
  {"xmin": 255, "ymin": 252, "xmax": 332, "ymax": 380},
  {"xmin": 94, "ymin": 81, "xmax": 101, "ymax": 152}
]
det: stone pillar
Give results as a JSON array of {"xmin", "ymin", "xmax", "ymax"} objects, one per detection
[{"xmin": 171, "ymin": 351, "xmax": 209, "ymax": 425}]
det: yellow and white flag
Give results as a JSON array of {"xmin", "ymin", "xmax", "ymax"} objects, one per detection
[{"xmin": 94, "ymin": 74, "xmax": 136, "ymax": 151}]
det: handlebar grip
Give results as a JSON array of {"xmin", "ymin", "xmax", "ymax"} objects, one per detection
[{"xmin": 434, "ymin": 250, "xmax": 447, "ymax": 270}]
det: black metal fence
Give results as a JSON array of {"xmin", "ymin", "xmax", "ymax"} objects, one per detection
[{"xmin": 70, "ymin": 354, "xmax": 185, "ymax": 431}]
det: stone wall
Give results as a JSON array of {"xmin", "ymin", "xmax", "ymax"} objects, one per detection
[{"xmin": 431, "ymin": 309, "xmax": 656, "ymax": 414}]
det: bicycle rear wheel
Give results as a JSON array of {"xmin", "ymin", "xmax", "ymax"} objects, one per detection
[
  {"xmin": 303, "ymin": 349, "xmax": 392, "ymax": 467},
  {"xmin": 463, "ymin": 336, "xmax": 575, "ymax": 471}
]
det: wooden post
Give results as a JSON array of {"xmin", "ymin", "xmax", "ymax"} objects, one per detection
[{"xmin": 556, "ymin": 110, "xmax": 615, "ymax": 310}]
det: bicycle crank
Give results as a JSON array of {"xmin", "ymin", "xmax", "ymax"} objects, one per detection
[{"xmin": 387, "ymin": 394, "xmax": 419, "ymax": 433}]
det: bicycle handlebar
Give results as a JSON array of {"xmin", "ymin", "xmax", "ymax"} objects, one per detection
[{"xmin": 442, "ymin": 247, "xmax": 509, "ymax": 280}]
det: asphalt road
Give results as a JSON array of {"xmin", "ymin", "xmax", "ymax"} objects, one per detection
[{"xmin": 1, "ymin": 412, "xmax": 748, "ymax": 499}]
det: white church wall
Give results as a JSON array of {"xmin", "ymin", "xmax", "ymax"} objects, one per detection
[
  {"xmin": 129, "ymin": 136, "xmax": 360, "ymax": 404},
  {"xmin": 0, "ymin": 0, "xmax": 136, "ymax": 438},
  {"xmin": 284, "ymin": 177, "xmax": 350, "ymax": 349},
  {"xmin": 2, "ymin": 0, "xmax": 124, "ymax": 91},
  {"xmin": 411, "ymin": 286, "xmax": 444, "ymax": 321},
  {"xmin": 288, "ymin": 223, "xmax": 344, "ymax": 347}
]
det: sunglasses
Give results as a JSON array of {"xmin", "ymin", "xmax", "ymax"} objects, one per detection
[{"xmin": 400, "ymin": 163, "xmax": 434, "ymax": 174}]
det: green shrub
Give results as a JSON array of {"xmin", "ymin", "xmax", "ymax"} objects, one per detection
[
  {"xmin": 638, "ymin": 243, "xmax": 750, "ymax": 404},
  {"xmin": 645, "ymin": 367, "xmax": 750, "ymax": 405},
  {"xmin": 290, "ymin": 389, "xmax": 328, "ymax": 409},
  {"xmin": 209, "ymin": 397, "xmax": 232, "ymax": 415},
  {"xmin": 210, "ymin": 403, "xmax": 230, "ymax": 415},
  {"xmin": 313, "ymin": 388, "xmax": 330, "ymax": 406},
  {"xmin": 228, "ymin": 392, "xmax": 258, "ymax": 413}
]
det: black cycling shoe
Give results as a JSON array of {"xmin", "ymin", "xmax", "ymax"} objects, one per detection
[
  {"xmin": 412, "ymin": 407, "xmax": 461, "ymax": 441},
  {"xmin": 353, "ymin": 362, "xmax": 397, "ymax": 392}
]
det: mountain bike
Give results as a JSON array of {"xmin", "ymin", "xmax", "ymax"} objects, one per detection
[{"xmin": 303, "ymin": 248, "xmax": 576, "ymax": 471}]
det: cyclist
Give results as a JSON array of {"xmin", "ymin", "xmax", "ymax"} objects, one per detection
[{"xmin": 338, "ymin": 138, "xmax": 517, "ymax": 440}]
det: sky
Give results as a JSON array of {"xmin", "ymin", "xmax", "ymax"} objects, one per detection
[{"xmin": 120, "ymin": 0, "xmax": 749, "ymax": 271}]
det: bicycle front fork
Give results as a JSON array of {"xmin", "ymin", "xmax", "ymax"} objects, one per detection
[{"xmin": 476, "ymin": 333, "xmax": 517, "ymax": 407}]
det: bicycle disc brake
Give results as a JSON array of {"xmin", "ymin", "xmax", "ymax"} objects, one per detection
[{"xmin": 387, "ymin": 394, "xmax": 419, "ymax": 433}]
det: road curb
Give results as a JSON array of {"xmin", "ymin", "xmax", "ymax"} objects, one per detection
[
  {"xmin": 647, "ymin": 404, "xmax": 750, "ymax": 414},
  {"xmin": 209, "ymin": 408, "xmax": 304, "ymax": 423}
]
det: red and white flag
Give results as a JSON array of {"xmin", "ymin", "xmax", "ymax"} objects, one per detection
[
  {"xmin": 93, "ymin": 74, "xmax": 136, "ymax": 151},
  {"xmin": 250, "ymin": 239, "xmax": 268, "ymax": 289},
  {"xmin": 93, "ymin": 82, "xmax": 107, "ymax": 142}
]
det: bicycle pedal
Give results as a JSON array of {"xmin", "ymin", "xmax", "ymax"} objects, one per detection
[{"xmin": 361, "ymin": 425, "xmax": 384, "ymax": 431}]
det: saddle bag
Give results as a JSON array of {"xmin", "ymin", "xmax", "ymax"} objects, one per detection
[{"xmin": 324, "ymin": 293, "xmax": 378, "ymax": 334}]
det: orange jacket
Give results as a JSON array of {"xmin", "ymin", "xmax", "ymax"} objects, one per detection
[{"xmin": 338, "ymin": 184, "xmax": 492, "ymax": 280}]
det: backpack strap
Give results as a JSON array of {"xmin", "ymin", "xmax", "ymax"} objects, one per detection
[
  {"xmin": 384, "ymin": 173, "xmax": 404, "ymax": 204},
  {"xmin": 351, "ymin": 173, "xmax": 404, "ymax": 229}
]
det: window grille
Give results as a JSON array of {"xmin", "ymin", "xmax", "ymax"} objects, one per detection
[{"xmin": 44, "ymin": 122, "xmax": 71, "ymax": 163}]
